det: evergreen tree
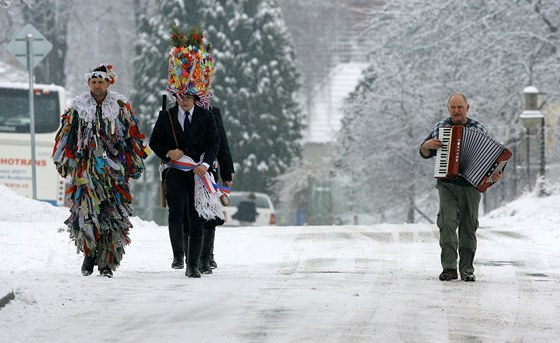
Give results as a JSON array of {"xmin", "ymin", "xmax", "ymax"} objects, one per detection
[
  {"xmin": 132, "ymin": 0, "xmax": 224, "ymax": 125},
  {"xmin": 204, "ymin": 0, "xmax": 304, "ymax": 193},
  {"xmin": 132, "ymin": 1, "xmax": 184, "ymax": 122},
  {"xmin": 131, "ymin": 1, "xmax": 187, "ymax": 219},
  {"xmin": 133, "ymin": 0, "xmax": 303, "ymax": 204}
]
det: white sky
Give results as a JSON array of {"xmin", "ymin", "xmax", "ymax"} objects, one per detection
[{"xmin": 0, "ymin": 183, "xmax": 559, "ymax": 342}]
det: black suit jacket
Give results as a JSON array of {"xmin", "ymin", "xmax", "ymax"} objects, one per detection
[
  {"xmin": 149, "ymin": 104, "xmax": 219, "ymax": 167},
  {"xmin": 211, "ymin": 107, "xmax": 235, "ymax": 182}
]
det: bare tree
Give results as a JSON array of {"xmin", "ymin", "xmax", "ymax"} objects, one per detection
[
  {"xmin": 21, "ymin": 0, "xmax": 73, "ymax": 85},
  {"xmin": 337, "ymin": 0, "xmax": 560, "ymax": 223}
]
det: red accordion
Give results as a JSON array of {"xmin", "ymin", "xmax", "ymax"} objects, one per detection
[{"xmin": 434, "ymin": 126, "xmax": 512, "ymax": 192}]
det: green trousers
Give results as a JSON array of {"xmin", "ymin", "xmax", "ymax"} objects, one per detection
[{"xmin": 436, "ymin": 181, "xmax": 481, "ymax": 273}]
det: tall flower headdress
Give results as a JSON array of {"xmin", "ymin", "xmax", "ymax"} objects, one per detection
[{"xmin": 167, "ymin": 21, "xmax": 214, "ymax": 107}]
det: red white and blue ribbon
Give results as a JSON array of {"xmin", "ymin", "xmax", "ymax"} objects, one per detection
[
  {"xmin": 161, "ymin": 155, "xmax": 230, "ymax": 194},
  {"xmin": 164, "ymin": 156, "xmax": 216, "ymax": 193},
  {"xmin": 160, "ymin": 155, "xmax": 226, "ymax": 220}
]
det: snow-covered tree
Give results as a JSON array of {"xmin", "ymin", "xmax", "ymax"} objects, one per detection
[
  {"xmin": 20, "ymin": 0, "xmax": 73, "ymax": 85},
  {"xmin": 203, "ymin": 0, "xmax": 304, "ymax": 193},
  {"xmin": 129, "ymin": 1, "xmax": 188, "ymax": 218},
  {"xmin": 336, "ymin": 0, "xmax": 560, "ymax": 223},
  {"xmin": 132, "ymin": 0, "xmax": 184, "ymax": 123},
  {"xmin": 0, "ymin": 0, "xmax": 73, "ymax": 85},
  {"xmin": 64, "ymin": 1, "xmax": 137, "ymax": 95},
  {"xmin": 132, "ymin": 0, "xmax": 303, "ymax": 216},
  {"xmin": 0, "ymin": 2, "xmax": 20, "ymax": 48}
]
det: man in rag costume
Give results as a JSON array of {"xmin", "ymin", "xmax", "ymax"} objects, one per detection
[{"xmin": 52, "ymin": 64, "xmax": 146, "ymax": 277}]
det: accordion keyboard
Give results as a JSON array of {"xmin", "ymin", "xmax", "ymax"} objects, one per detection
[{"xmin": 434, "ymin": 127, "xmax": 452, "ymax": 178}]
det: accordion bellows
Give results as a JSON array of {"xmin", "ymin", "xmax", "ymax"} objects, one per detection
[{"xmin": 434, "ymin": 126, "xmax": 512, "ymax": 192}]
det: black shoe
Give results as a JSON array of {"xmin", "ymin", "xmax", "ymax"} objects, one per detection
[
  {"xmin": 99, "ymin": 266, "xmax": 113, "ymax": 278},
  {"xmin": 461, "ymin": 271, "xmax": 476, "ymax": 282},
  {"xmin": 199, "ymin": 260, "xmax": 213, "ymax": 274},
  {"xmin": 439, "ymin": 268, "xmax": 458, "ymax": 281},
  {"xmin": 81, "ymin": 256, "xmax": 95, "ymax": 276},
  {"xmin": 185, "ymin": 265, "xmax": 201, "ymax": 278},
  {"xmin": 171, "ymin": 255, "xmax": 185, "ymax": 269},
  {"xmin": 209, "ymin": 254, "xmax": 217, "ymax": 269}
]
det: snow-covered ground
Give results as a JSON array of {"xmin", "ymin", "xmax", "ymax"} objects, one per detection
[{"xmin": 0, "ymin": 183, "xmax": 559, "ymax": 342}]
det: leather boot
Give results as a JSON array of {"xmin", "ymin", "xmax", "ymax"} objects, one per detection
[
  {"xmin": 202, "ymin": 223, "xmax": 218, "ymax": 269},
  {"xmin": 201, "ymin": 223, "xmax": 215, "ymax": 254},
  {"xmin": 171, "ymin": 253, "xmax": 184, "ymax": 269},
  {"xmin": 186, "ymin": 235, "xmax": 203, "ymax": 272},
  {"xmin": 185, "ymin": 265, "xmax": 201, "ymax": 278},
  {"xmin": 209, "ymin": 253, "xmax": 217, "ymax": 269},
  {"xmin": 99, "ymin": 266, "xmax": 113, "ymax": 278},
  {"xmin": 198, "ymin": 259, "xmax": 213, "ymax": 274},
  {"xmin": 81, "ymin": 256, "xmax": 95, "ymax": 276},
  {"xmin": 168, "ymin": 217, "xmax": 185, "ymax": 269}
]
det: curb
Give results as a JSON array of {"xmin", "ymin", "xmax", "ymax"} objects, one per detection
[{"xmin": 0, "ymin": 280, "xmax": 15, "ymax": 309}]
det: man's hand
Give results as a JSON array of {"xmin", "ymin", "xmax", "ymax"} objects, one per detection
[
  {"xmin": 194, "ymin": 164, "xmax": 208, "ymax": 176},
  {"xmin": 490, "ymin": 170, "xmax": 503, "ymax": 183},
  {"xmin": 420, "ymin": 138, "xmax": 442, "ymax": 157},
  {"xmin": 166, "ymin": 149, "xmax": 184, "ymax": 161},
  {"xmin": 422, "ymin": 138, "xmax": 442, "ymax": 150},
  {"xmin": 224, "ymin": 173, "xmax": 234, "ymax": 188}
]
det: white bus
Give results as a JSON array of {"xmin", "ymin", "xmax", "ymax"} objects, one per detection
[{"xmin": 0, "ymin": 82, "xmax": 67, "ymax": 205}]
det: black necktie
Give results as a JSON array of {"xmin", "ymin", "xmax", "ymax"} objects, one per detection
[{"xmin": 183, "ymin": 112, "xmax": 191, "ymax": 134}]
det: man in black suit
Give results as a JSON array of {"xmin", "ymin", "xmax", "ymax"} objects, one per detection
[
  {"xmin": 199, "ymin": 106, "xmax": 235, "ymax": 274},
  {"xmin": 149, "ymin": 93, "xmax": 219, "ymax": 278}
]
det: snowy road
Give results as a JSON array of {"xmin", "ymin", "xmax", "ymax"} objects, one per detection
[{"xmin": 1, "ymin": 213, "xmax": 559, "ymax": 342}]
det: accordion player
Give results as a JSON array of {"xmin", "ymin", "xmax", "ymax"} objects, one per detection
[{"xmin": 433, "ymin": 126, "xmax": 511, "ymax": 192}]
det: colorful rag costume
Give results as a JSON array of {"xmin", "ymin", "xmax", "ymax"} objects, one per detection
[
  {"xmin": 167, "ymin": 22, "xmax": 214, "ymax": 107},
  {"xmin": 52, "ymin": 90, "xmax": 146, "ymax": 270}
]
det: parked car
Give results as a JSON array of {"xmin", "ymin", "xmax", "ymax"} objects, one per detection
[{"xmin": 223, "ymin": 191, "xmax": 276, "ymax": 227}]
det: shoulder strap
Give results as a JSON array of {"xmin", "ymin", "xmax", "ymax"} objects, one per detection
[{"xmin": 166, "ymin": 110, "xmax": 179, "ymax": 149}]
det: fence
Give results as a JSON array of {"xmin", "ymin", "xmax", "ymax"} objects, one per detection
[
  {"xmin": 298, "ymin": 124, "xmax": 560, "ymax": 225},
  {"xmin": 482, "ymin": 125, "xmax": 560, "ymax": 214}
]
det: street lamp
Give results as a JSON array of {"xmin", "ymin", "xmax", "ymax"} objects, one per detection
[{"xmin": 519, "ymin": 86, "xmax": 545, "ymax": 191}]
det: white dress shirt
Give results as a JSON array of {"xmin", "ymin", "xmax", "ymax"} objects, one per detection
[
  {"xmin": 177, "ymin": 106, "xmax": 193, "ymax": 131},
  {"xmin": 176, "ymin": 106, "xmax": 210, "ymax": 169}
]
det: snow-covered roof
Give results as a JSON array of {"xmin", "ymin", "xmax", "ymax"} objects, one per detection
[{"xmin": 305, "ymin": 62, "xmax": 367, "ymax": 144}]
